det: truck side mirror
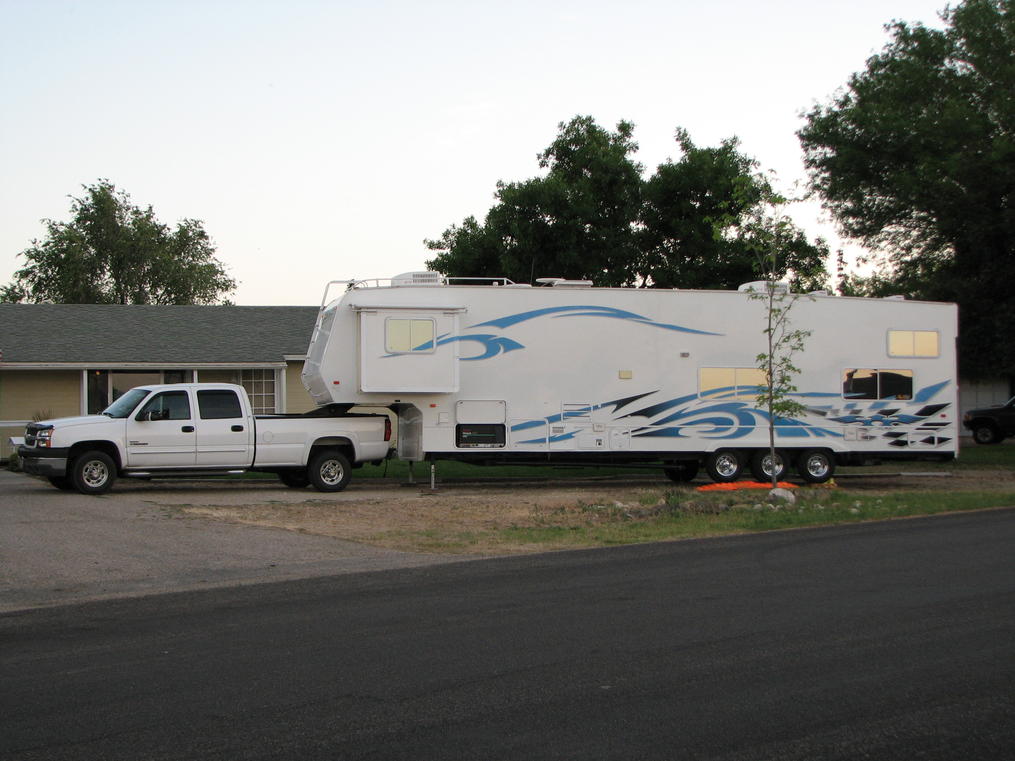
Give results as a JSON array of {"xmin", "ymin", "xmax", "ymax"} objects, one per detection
[{"xmin": 143, "ymin": 410, "xmax": 168, "ymax": 422}]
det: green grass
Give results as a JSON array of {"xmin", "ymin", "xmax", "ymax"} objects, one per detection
[{"xmin": 444, "ymin": 488, "xmax": 1015, "ymax": 552}]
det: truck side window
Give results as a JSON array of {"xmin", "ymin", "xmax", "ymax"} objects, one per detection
[
  {"xmin": 137, "ymin": 391, "xmax": 191, "ymax": 421},
  {"xmin": 197, "ymin": 390, "xmax": 243, "ymax": 420}
]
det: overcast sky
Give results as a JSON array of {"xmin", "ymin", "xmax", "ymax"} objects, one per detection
[{"xmin": 0, "ymin": 0, "xmax": 949, "ymax": 305}]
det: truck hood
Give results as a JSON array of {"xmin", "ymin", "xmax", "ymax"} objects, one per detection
[{"xmin": 34, "ymin": 414, "xmax": 118, "ymax": 428}]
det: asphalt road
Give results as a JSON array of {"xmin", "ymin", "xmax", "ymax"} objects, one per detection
[
  {"xmin": 2, "ymin": 508, "xmax": 1013, "ymax": 760},
  {"xmin": 0, "ymin": 470, "xmax": 462, "ymax": 611}
]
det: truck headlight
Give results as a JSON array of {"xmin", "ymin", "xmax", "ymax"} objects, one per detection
[{"xmin": 36, "ymin": 428, "xmax": 53, "ymax": 448}]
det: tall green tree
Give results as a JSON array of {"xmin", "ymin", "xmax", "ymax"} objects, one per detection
[
  {"xmin": 427, "ymin": 116, "xmax": 829, "ymax": 291},
  {"xmin": 798, "ymin": 0, "xmax": 1014, "ymax": 377},
  {"xmin": 2, "ymin": 181, "xmax": 236, "ymax": 305},
  {"xmin": 426, "ymin": 117, "xmax": 644, "ymax": 285}
]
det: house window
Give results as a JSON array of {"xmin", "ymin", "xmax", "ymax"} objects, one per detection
[
  {"xmin": 385, "ymin": 318, "xmax": 435, "ymax": 353},
  {"xmin": 699, "ymin": 367, "xmax": 768, "ymax": 400},
  {"xmin": 85, "ymin": 369, "xmax": 195, "ymax": 414},
  {"xmin": 240, "ymin": 369, "xmax": 276, "ymax": 414},
  {"xmin": 888, "ymin": 330, "xmax": 939, "ymax": 357},
  {"xmin": 842, "ymin": 368, "xmax": 914, "ymax": 400}
]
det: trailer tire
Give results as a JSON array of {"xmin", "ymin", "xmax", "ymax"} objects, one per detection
[
  {"xmin": 70, "ymin": 450, "xmax": 116, "ymax": 495},
  {"xmin": 278, "ymin": 470, "xmax": 310, "ymax": 488},
  {"xmin": 308, "ymin": 449, "xmax": 352, "ymax": 492},
  {"xmin": 796, "ymin": 449, "xmax": 835, "ymax": 484},
  {"xmin": 705, "ymin": 450, "xmax": 743, "ymax": 483},
  {"xmin": 749, "ymin": 450, "xmax": 787, "ymax": 482},
  {"xmin": 664, "ymin": 461, "xmax": 699, "ymax": 483}
]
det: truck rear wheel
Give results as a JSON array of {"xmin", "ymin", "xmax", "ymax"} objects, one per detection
[
  {"xmin": 71, "ymin": 450, "xmax": 116, "ymax": 495},
  {"xmin": 308, "ymin": 449, "xmax": 352, "ymax": 492}
]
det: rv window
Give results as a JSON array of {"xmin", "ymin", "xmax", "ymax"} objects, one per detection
[
  {"xmin": 888, "ymin": 330, "xmax": 939, "ymax": 357},
  {"xmin": 842, "ymin": 369, "xmax": 913, "ymax": 400},
  {"xmin": 699, "ymin": 367, "xmax": 767, "ymax": 400},
  {"xmin": 385, "ymin": 318, "xmax": 435, "ymax": 353}
]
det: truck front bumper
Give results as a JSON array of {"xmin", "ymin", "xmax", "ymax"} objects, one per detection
[{"xmin": 18, "ymin": 446, "xmax": 70, "ymax": 477}]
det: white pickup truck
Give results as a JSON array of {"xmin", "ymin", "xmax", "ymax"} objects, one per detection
[{"xmin": 16, "ymin": 383, "xmax": 391, "ymax": 495}]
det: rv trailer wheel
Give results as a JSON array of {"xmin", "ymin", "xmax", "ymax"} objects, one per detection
[
  {"xmin": 796, "ymin": 449, "xmax": 835, "ymax": 483},
  {"xmin": 705, "ymin": 450, "xmax": 743, "ymax": 483},
  {"xmin": 664, "ymin": 461, "xmax": 699, "ymax": 483},
  {"xmin": 749, "ymin": 450, "xmax": 787, "ymax": 482},
  {"xmin": 308, "ymin": 449, "xmax": 352, "ymax": 492}
]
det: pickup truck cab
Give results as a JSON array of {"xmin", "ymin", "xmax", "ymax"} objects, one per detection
[{"xmin": 17, "ymin": 383, "xmax": 391, "ymax": 494}]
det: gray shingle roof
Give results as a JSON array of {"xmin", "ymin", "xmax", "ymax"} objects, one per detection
[{"xmin": 0, "ymin": 304, "xmax": 319, "ymax": 364}]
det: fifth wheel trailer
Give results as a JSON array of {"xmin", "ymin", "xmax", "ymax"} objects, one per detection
[{"xmin": 302, "ymin": 272, "xmax": 959, "ymax": 484}]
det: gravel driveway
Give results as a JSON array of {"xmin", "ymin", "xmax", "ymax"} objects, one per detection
[{"xmin": 0, "ymin": 470, "xmax": 464, "ymax": 612}]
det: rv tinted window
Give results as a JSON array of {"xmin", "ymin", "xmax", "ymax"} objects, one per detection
[
  {"xmin": 197, "ymin": 390, "xmax": 244, "ymax": 419},
  {"xmin": 843, "ymin": 369, "xmax": 913, "ymax": 400},
  {"xmin": 888, "ymin": 330, "xmax": 939, "ymax": 357},
  {"xmin": 385, "ymin": 318, "xmax": 435, "ymax": 353}
]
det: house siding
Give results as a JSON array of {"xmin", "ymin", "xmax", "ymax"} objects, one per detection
[
  {"xmin": 285, "ymin": 362, "xmax": 315, "ymax": 413},
  {"xmin": 1, "ymin": 370, "xmax": 82, "ymax": 458}
]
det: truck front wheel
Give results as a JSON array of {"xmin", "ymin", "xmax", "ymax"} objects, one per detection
[
  {"xmin": 71, "ymin": 450, "xmax": 117, "ymax": 495},
  {"xmin": 308, "ymin": 449, "xmax": 352, "ymax": 492}
]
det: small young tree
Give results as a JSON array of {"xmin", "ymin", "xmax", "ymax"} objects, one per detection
[{"xmin": 747, "ymin": 216, "xmax": 812, "ymax": 488}]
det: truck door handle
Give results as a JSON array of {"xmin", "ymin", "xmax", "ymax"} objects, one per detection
[
  {"xmin": 182, "ymin": 425, "xmax": 195, "ymax": 433},
  {"xmin": 231, "ymin": 425, "xmax": 244, "ymax": 432}
]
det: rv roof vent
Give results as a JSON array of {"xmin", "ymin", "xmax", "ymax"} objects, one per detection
[
  {"xmin": 536, "ymin": 277, "xmax": 593, "ymax": 288},
  {"xmin": 738, "ymin": 280, "xmax": 789, "ymax": 294},
  {"xmin": 391, "ymin": 271, "xmax": 444, "ymax": 287}
]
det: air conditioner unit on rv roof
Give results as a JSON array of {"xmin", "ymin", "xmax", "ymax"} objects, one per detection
[{"xmin": 391, "ymin": 271, "xmax": 444, "ymax": 287}]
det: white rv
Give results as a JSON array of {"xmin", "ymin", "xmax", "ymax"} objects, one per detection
[{"xmin": 302, "ymin": 273, "xmax": 959, "ymax": 484}]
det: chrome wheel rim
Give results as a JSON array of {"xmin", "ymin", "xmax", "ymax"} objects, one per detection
[
  {"xmin": 760, "ymin": 453, "xmax": 783, "ymax": 477},
  {"xmin": 714, "ymin": 453, "xmax": 739, "ymax": 478},
  {"xmin": 320, "ymin": 459, "xmax": 344, "ymax": 486},
  {"xmin": 805, "ymin": 454, "xmax": 829, "ymax": 478},
  {"xmin": 82, "ymin": 459, "xmax": 109, "ymax": 488}
]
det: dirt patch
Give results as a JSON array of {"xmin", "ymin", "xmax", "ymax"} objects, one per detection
[{"xmin": 175, "ymin": 469, "xmax": 1015, "ymax": 555}]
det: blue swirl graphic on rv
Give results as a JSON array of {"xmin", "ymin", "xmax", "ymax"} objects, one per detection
[
  {"xmin": 472, "ymin": 305, "xmax": 723, "ymax": 335},
  {"xmin": 434, "ymin": 334, "xmax": 525, "ymax": 361}
]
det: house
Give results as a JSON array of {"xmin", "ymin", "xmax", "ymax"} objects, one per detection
[{"xmin": 0, "ymin": 303, "xmax": 320, "ymax": 459}]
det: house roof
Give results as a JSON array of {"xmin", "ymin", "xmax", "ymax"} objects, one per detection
[{"xmin": 0, "ymin": 304, "xmax": 320, "ymax": 365}]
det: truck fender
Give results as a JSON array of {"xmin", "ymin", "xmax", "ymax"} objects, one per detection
[{"xmin": 305, "ymin": 436, "xmax": 357, "ymax": 465}]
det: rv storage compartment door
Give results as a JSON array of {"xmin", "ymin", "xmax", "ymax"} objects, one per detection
[
  {"xmin": 358, "ymin": 308, "xmax": 462, "ymax": 393},
  {"xmin": 456, "ymin": 400, "xmax": 507, "ymax": 449}
]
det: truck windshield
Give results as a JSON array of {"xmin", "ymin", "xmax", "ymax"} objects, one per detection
[{"xmin": 102, "ymin": 388, "xmax": 151, "ymax": 418}]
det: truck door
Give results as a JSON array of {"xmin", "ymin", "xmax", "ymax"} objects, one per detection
[
  {"xmin": 195, "ymin": 388, "xmax": 253, "ymax": 467},
  {"xmin": 125, "ymin": 390, "xmax": 196, "ymax": 467}
]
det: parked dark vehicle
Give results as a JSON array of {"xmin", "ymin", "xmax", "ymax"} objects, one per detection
[{"xmin": 963, "ymin": 397, "xmax": 1015, "ymax": 445}]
